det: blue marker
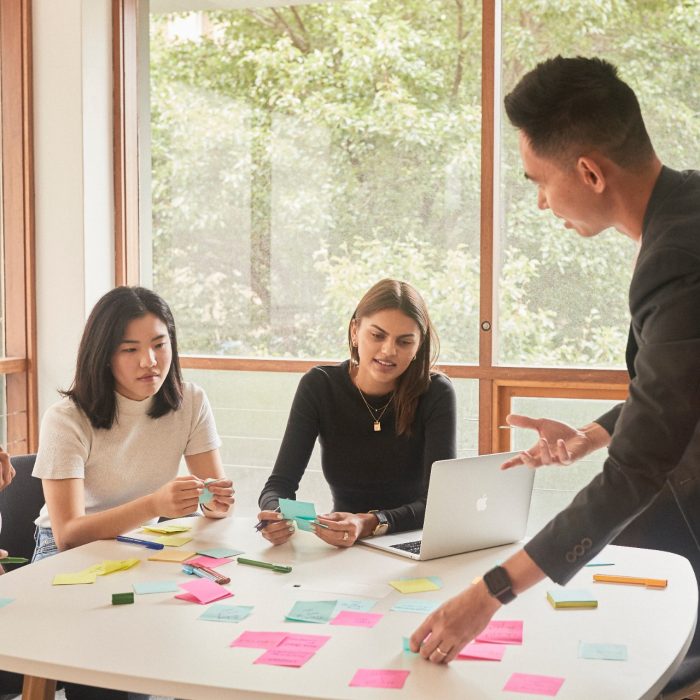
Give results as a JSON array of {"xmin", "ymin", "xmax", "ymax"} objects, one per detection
[{"xmin": 116, "ymin": 535, "xmax": 164, "ymax": 550}]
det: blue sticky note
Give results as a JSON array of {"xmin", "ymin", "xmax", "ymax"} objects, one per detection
[
  {"xmin": 333, "ymin": 598, "xmax": 377, "ymax": 614},
  {"xmin": 133, "ymin": 580, "xmax": 180, "ymax": 594},
  {"xmin": 402, "ymin": 636, "xmax": 418, "ymax": 654},
  {"xmin": 196, "ymin": 547, "xmax": 244, "ymax": 559},
  {"xmin": 391, "ymin": 598, "xmax": 440, "ymax": 614},
  {"xmin": 199, "ymin": 604, "xmax": 254, "ymax": 623},
  {"xmin": 279, "ymin": 498, "xmax": 317, "ymax": 532},
  {"xmin": 285, "ymin": 599, "xmax": 337, "ymax": 623},
  {"xmin": 427, "ymin": 576, "xmax": 443, "ymax": 588},
  {"xmin": 578, "ymin": 641, "xmax": 628, "ymax": 661},
  {"xmin": 0, "ymin": 598, "xmax": 14, "ymax": 608}
]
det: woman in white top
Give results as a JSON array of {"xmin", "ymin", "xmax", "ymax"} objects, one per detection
[{"xmin": 32, "ymin": 286, "xmax": 234, "ymax": 562}]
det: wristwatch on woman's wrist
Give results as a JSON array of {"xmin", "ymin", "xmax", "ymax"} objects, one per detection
[
  {"xmin": 482, "ymin": 565, "xmax": 516, "ymax": 604},
  {"xmin": 368, "ymin": 510, "xmax": 389, "ymax": 537}
]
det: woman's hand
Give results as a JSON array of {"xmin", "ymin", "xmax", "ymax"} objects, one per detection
[
  {"xmin": 501, "ymin": 414, "xmax": 609, "ymax": 470},
  {"xmin": 0, "ymin": 448, "xmax": 15, "ymax": 492},
  {"xmin": 201, "ymin": 478, "xmax": 235, "ymax": 517},
  {"xmin": 313, "ymin": 512, "xmax": 366, "ymax": 547},
  {"xmin": 257, "ymin": 510, "xmax": 295, "ymax": 546},
  {"xmin": 151, "ymin": 475, "xmax": 202, "ymax": 518}
]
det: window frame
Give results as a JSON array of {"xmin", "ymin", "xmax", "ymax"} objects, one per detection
[
  {"xmin": 113, "ymin": 0, "xmax": 629, "ymax": 454},
  {"xmin": 0, "ymin": 0, "xmax": 38, "ymax": 455}
]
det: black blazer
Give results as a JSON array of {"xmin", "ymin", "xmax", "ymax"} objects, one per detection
[{"xmin": 525, "ymin": 166, "xmax": 700, "ymax": 584}]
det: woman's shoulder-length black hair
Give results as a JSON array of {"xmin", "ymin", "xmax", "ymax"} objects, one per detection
[{"xmin": 63, "ymin": 286, "xmax": 183, "ymax": 430}]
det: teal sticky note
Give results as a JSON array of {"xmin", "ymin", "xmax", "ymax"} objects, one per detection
[
  {"xmin": 199, "ymin": 604, "xmax": 254, "ymax": 623},
  {"xmin": 578, "ymin": 641, "xmax": 628, "ymax": 661},
  {"xmin": 391, "ymin": 598, "xmax": 440, "ymax": 614},
  {"xmin": 199, "ymin": 489, "xmax": 214, "ymax": 505},
  {"xmin": 585, "ymin": 560, "xmax": 615, "ymax": 567},
  {"xmin": 402, "ymin": 636, "xmax": 418, "ymax": 654},
  {"xmin": 197, "ymin": 547, "xmax": 244, "ymax": 559},
  {"xmin": 285, "ymin": 599, "xmax": 337, "ymax": 624},
  {"xmin": 0, "ymin": 598, "xmax": 14, "ymax": 608},
  {"xmin": 427, "ymin": 576, "xmax": 443, "ymax": 588},
  {"xmin": 279, "ymin": 498, "xmax": 317, "ymax": 531},
  {"xmin": 334, "ymin": 598, "xmax": 377, "ymax": 614},
  {"xmin": 133, "ymin": 580, "xmax": 180, "ymax": 594}
]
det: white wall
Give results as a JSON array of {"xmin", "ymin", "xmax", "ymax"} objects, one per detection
[{"xmin": 33, "ymin": 0, "xmax": 114, "ymax": 418}]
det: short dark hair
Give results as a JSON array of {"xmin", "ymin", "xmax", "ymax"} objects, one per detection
[
  {"xmin": 64, "ymin": 286, "xmax": 183, "ymax": 429},
  {"xmin": 504, "ymin": 56, "xmax": 654, "ymax": 169},
  {"xmin": 348, "ymin": 278, "xmax": 440, "ymax": 437}
]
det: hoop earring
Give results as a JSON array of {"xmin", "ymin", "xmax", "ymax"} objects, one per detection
[{"xmin": 411, "ymin": 355, "xmax": 417, "ymax": 362}]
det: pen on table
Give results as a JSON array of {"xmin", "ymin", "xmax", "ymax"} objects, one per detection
[
  {"xmin": 115, "ymin": 535, "xmax": 165, "ymax": 550},
  {"xmin": 237, "ymin": 556, "xmax": 292, "ymax": 574},
  {"xmin": 312, "ymin": 520, "xmax": 330, "ymax": 529},
  {"xmin": 593, "ymin": 573, "xmax": 668, "ymax": 588},
  {"xmin": 254, "ymin": 506, "xmax": 281, "ymax": 532},
  {"xmin": 183, "ymin": 563, "xmax": 230, "ymax": 585}
]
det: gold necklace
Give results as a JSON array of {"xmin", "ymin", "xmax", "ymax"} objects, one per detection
[{"xmin": 356, "ymin": 386, "xmax": 394, "ymax": 432}]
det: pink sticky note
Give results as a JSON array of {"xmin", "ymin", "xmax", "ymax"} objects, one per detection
[
  {"xmin": 330, "ymin": 610, "xmax": 383, "ymax": 628},
  {"xmin": 175, "ymin": 578, "xmax": 233, "ymax": 604},
  {"xmin": 475, "ymin": 620, "xmax": 523, "ymax": 645},
  {"xmin": 278, "ymin": 634, "xmax": 331, "ymax": 652},
  {"xmin": 349, "ymin": 669, "xmax": 410, "ymax": 690},
  {"xmin": 254, "ymin": 647, "xmax": 316, "ymax": 667},
  {"xmin": 230, "ymin": 631, "xmax": 289, "ymax": 649},
  {"xmin": 185, "ymin": 555, "xmax": 233, "ymax": 568},
  {"xmin": 503, "ymin": 673, "xmax": 565, "ymax": 696},
  {"xmin": 457, "ymin": 642, "xmax": 506, "ymax": 661}
]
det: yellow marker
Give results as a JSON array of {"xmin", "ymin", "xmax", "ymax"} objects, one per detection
[{"xmin": 593, "ymin": 574, "xmax": 667, "ymax": 589}]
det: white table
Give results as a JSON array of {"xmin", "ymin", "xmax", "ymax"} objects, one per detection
[{"xmin": 0, "ymin": 516, "xmax": 696, "ymax": 700}]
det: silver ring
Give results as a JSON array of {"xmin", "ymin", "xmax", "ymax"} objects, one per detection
[
  {"xmin": 435, "ymin": 647, "xmax": 448, "ymax": 656},
  {"xmin": 342, "ymin": 531, "xmax": 349, "ymax": 541}
]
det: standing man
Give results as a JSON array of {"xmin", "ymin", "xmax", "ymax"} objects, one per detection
[{"xmin": 411, "ymin": 55, "xmax": 700, "ymax": 664}]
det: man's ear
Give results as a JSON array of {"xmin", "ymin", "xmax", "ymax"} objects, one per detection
[{"xmin": 576, "ymin": 156, "xmax": 606, "ymax": 193}]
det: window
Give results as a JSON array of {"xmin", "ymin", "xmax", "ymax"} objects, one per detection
[
  {"xmin": 0, "ymin": 0, "xmax": 37, "ymax": 454},
  {"xmin": 115, "ymin": 0, "xmax": 698, "ymax": 520}
]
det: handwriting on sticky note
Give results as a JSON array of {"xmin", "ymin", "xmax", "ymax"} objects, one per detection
[
  {"xmin": 503, "ymin": 673, "xmax": 565, "ymax": 696},
  {"xmin": 285, "ymin": 600, "xmax": 337, "ymax": 624},
  {"xmin": 391, "ymin": 598, "xmax": 440, "ymax": 614},
  {"xmin": 199, "ymin": 604, "xmax": 254, "ymax": 623},
  {"xmin": 349, "ymin": 669, "xmax": 410, "ymax": 690},
  {"xmin": 389, "ymin": 577, "xmax": 441, "ymax": 594},
  {"xmin": 254, "ymin": 647, "xmax": 316, "ymax": 667},
  {"xmin": 578, "ymin": 641, "xmax": 628, "ymax": 661},
  {"xmin": 230, "ymin": 631, "xmax": 289, "ymax": 649},
  {"xmin": 475, "ymin": 620, "xmax": 523, "ymax": 645},
  {"xmin": 278, "ymin": 633, "xmax": 330, "ymax": 652},
  {"xmin": 175, "ymin": 578, "xmax": 232, "ymax": 604},
  {"xmin": 457, "ymin": 642, "xmax": 506, "ymax": 661},
  {"xmin": 333, "ymin": 598, "xmax": 377, "ymax": 614},
  {"xmin": 330, "ymin": 610, "xmax": 383, "ymax": 628}
]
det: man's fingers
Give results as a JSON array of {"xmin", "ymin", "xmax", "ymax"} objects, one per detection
[
  {"xmin": 557, "ymin": 439, "xmax": 573, "ymax": 465},
  {"xmin": 538, "ymin": 438, "xmax": 553, "ymax": 464},
  {"xmin": 500, "ymin": 454, "xmax": 524, "ymax": 470},
  {"xmin": 506, "ymin": 414, "xmax": 540, "ymax": 431}
]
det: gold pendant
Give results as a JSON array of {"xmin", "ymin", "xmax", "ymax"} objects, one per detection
[{"xmin": 374, "ymin": 421, "xmax": 381, "ymax": 432}]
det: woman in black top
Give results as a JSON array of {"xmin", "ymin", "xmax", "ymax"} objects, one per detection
[{"xmin": 258, "ymin": 278, "xmax": 457, "ymax": 547}]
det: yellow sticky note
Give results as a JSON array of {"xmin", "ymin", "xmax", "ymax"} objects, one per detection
[
  {"xmin": 53, "ymin": 571, "xmax": 97, "ymax": 585},
  {"xmin": 98, "ymin": 559, "xmax": 140, "ymax": 575},
  {"xmin": 389, "ymin": 578, "xmax": 441, "ymax": 594},
  {"xmin": 147, "ymin": 549, "xmax": 197, "ymax": 562},
  {"xmin": 141, "ymin": 524, "xmax": 191, "ymax": 535},
  {"xmin": 155, "ymin": 534, "xmax": 193, "ymax": 547}
]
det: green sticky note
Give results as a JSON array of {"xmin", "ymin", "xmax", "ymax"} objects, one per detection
[
  {"xmin": 285, "ymin": 599, "xmax": 337, "ymax": 623},
  {"xmin": 112, "ymin": 592, "xmax": 135, "ymax": 605},
  {"xmin": 402, "ymin": 636, "xmax": 418, "ymax": 654},
  {"xmin": 578, "ymin": 641, "xmax": 628, "ymax": 660},
  {"xmin": 0, "ymin": 598, "xmax": 14, "ymax": 608},
  {"xmin": 196, "ymin": 547, "xmax": 244, "ymax": 559},
  {"xmin": 199, "ymin": 604, "xmax": 254, "ymax": 623},
  {"xmin": 333, "ymin": 599, "xmax": 377, "ymax": 615},
  {"xmin": 279, "ymin": 498, "xmax": 317, "ymax": 531}
]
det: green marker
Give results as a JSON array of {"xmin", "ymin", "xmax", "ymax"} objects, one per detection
[
  {"xmin": 237, "ymin": 556, "xmax": 292, "ymax": 574},
  {"xmin": 0, "ymin": 557, "xmax": 29, "ymax": 565}
]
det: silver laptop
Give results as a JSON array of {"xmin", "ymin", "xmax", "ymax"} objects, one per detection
[{"xmin": 359, "ymin": 452, "xmax": 534, "ymax": 560}]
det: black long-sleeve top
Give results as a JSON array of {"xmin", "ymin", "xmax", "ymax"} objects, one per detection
[
  {"xmin": 259, "ymin": 360, "xmax": 457, "ymax": 533},
  {"xmin": 525, "ymin": 166, "xmax": 700, "ymax": 583}
]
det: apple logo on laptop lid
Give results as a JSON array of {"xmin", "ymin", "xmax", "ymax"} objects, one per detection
[{"xmin": 476, "ymin": 494, "xmax": 488, "ymax": 512}]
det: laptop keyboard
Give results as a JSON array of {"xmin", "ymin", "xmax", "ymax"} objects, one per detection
[{"xmin": 390, "ymin": 540, "xmax": 422, "ymax": 554}]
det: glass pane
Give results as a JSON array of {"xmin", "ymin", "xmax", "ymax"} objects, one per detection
[
  {"xmin": 185, "ymin": 368, "xmax": 477, "ymax": 517},
  {"xmin": 147, "ymin": 1, "xmax": 481, "ymax": 362},
  {"xmin": 0, "ymin": 376, "xmax": 8, "ymax": 448},
  {"xmin": 498, "ymin": 1, "xmax": 700, "ymax": 368},
  {"xmin": 510, "ymin": 396, "xmax": 620, "ymax": 536},
  {"xmin": 0, "ymin": 41, "xmax": 4, "ymax": 360}
]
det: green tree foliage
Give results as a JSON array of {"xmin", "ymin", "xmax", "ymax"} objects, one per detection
[{"xmin": 148, "ymin": 0, "xmax": 699, "ymax": 366}]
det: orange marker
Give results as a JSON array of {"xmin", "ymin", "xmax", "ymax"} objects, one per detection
[{"xmin": 593, "ymin": 574, "xmax": 667, "ymax": 589}]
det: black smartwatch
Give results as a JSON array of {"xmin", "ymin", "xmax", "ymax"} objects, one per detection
[{"xmin": 482, "ymin": 565, "xmax": 516, "ymax": 604}]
